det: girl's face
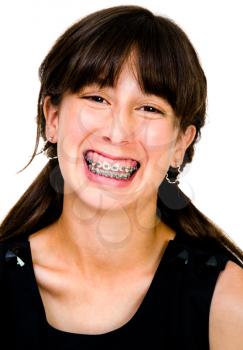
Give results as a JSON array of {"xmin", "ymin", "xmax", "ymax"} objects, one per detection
[{"xmin": 44, "ymin": 62, "xmax": 196, "ymax": 212}]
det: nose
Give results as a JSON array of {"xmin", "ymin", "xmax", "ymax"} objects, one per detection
[{"xmin": 102, "ymin": 108, "xmax": 135, "ymax": 145}]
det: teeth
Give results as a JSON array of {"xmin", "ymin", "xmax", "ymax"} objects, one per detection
[
  {"xmin": 96, "ymin": 161, "xmax": 103, "ymax": 168},
  {"xmin": 85, "ymin": 157, "xmax": 138, "ymax": 173},
  {"xmin": 84, "ymin": 151, "xmax": 139, "ymax": 170},
  {"xmin": 111, "ymin": 164, "xmax": 119, "ymax": 171},
  {"xmin": 89, "ymin": 166, "xmax": 133, "ymax": 179},
  {"xmin": 102, "ymin": 162, "xmax": 111, "ymax": 171}
]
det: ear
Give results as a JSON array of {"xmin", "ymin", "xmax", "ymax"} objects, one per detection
[
  {"xmin": 171, "ymin": 124, "xmax": 197, "ymax": 167},
  {"xmin": 43, "ymin": 96, "xmax": 59, "ymax": 143}
]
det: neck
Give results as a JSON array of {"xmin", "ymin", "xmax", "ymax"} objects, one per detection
[{"xmin": 46, "ymin": 191, "xmax": 175, "ymax": 279}]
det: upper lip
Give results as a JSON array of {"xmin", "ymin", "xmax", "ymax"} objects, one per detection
[{"xmin": 83, "ymin": 149, "xmax": 140, "ymax": 163}]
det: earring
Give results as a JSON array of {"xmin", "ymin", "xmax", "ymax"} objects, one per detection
[
  {"xmin": 46, "ymin": 135, "xmax": 58, "ymax": 159},
  {"xmin": 165, "ymin": 164, "xmax": 181, "ymax": 185}
]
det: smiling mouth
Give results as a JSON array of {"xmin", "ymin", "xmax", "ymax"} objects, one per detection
[{"xmin": 83, "ymin": 150, "xmax": 141, "ymax": 181}]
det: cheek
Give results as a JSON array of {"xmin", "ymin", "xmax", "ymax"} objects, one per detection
[
  {"xmin": 57, "ymin": 106, "xmax": 108, "ymax": 162},
  {"xmin": 77, "ymin": 106, "xmax": 110, "ymax": 134},
  {"xmin": 141, "ymin": 122, "xmax": 177, "ymax": 154},
  {"xmin": 57, "ymin": 111, "xmax": 85, "ymax": 163},
  {"xmin": 141, "ymin": 123, "xmax": 178, "ymax": 174}
]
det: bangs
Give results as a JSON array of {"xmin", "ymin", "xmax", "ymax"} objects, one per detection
[
  {"xmin": 41, "ymin": 8, "xmax": 205, "ymax": 120},
  {"xmin": 67, "ymin": 16, "xmax": 179, "ymax": 110}
]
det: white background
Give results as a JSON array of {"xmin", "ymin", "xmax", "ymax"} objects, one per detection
[{"xmin": 0, "ymin": 0, "xmax": 242, "ymax": 249}]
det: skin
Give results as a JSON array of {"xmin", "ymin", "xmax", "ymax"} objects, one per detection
[
  {"xmin": 40, "ymin": 59, "xmax": 196, "ymax": 279},
  {"xmin": 28, "ymin": 59, "xmax": 195, "ymax": 333},
  {"xmin": 29, "ymin": 58, "xmax": 243, "ymax": 344},
  {"xmin": 209, "ymin": 260, "xmax": 243, "ymax": 350}
]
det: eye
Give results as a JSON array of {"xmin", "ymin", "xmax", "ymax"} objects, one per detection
[
  {"xmin": 140, "ymin": 105, "xmax": 165, "ymax": 115},
  {"xmin": 82, "ymin": 95, "xmax": 108, "ymax": 104}
]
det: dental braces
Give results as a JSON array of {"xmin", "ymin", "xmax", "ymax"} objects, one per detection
[
  {"xmin": 89, "ymin": 166, "xmax": 132, "ymax": 179},
  {"xmin": 85, "ymin": 158, "xmax": 138, "ymax": 173}
]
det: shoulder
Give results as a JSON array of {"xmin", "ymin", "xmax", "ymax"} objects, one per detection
[{"xmin": 209, "ymin": 259, "xmax": 243, "ymax": 350}]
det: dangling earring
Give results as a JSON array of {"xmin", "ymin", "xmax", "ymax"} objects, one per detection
[
  {"xmin": 165, "ymin": 164, "xmax": 181, "ymax": 185},
  {"xmin": 47, "ymin": 136, "xmax": 58, "ymax": 159}
]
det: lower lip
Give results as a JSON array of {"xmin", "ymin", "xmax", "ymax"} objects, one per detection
[{"xmin": 83, "ymin": 156, "xmax": 139, "ymax": 188}]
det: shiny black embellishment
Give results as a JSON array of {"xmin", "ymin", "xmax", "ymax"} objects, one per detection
[
  {"xmin": 196, "ymin": 255, "xmax": 219, "ymax": 278},
  {"xmin": 5, "ymin": 249, "xmax": 17, "ymax": 262},
  {"xmin": 167, "ymin": 248, "xmax": 190, "ymax": 267},
  {"xmin": 205, "ymin": 255, "xmax": 218, "ymax": 267},
  {"xmin": 5, "ymin": 249, "xmax": 25, "ymax": 267},
  {"xmin": 176, "ymin": 249, "xmax": 189, "ymax": 264}
]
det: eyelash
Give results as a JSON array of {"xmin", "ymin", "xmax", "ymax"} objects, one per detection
[
  {"xmin": 82, "ymin": 95, "xmax": 164, "ymax": 115},
  {"xmin": 83, "ymin": 95, "xmax": 105, "ymax": 104}
]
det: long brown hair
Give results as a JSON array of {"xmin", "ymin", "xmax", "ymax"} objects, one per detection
[{"xmin": 1, "ymin": 5, "xmax": 242, "ymax": 266}]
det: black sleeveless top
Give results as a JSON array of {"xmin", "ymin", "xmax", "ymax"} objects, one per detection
[{"xmin": 0, "ymin": 229, "xmax": 241, "ymax": 350}]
